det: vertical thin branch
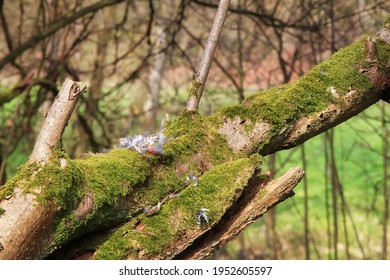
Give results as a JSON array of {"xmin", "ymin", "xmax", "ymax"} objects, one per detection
[
  {"xmin": 340, "ymin": 194, "xmax": 351, "ymax": 259},
  {"xmin": 326, "ymin": 130, "xmax": 338, "ymax": 259},
  {"xmin": 329, "ymin": 0, "xmax": 337, "ymax": 53},
  {"xmin": 382, "ymin": 102, "xmax": 389, "ymax": 259},
  {"xmin": 236, "ymin": 0, "xmax": 245, "ymax": 102},
  {"xmin": 301, "ymin": 144, "xmax": 310, "ymax": 259},
  {"xmin": 323, "ymin": 134, "xmax": 332, "ymax": 259},
  {"xmin": 265, "ymin": 153, "xmax": 277, "ymax": 259},
  {"xmin": 328, "ymin": 0, "xmax": 338, "ymax": 259},
  {"xmin": 0, "ymin": 152, "xmax": 6, "ymax": 185},
  {"xmin": 185, "ymin": 0, "xmax": 231, "ymax": 111}
]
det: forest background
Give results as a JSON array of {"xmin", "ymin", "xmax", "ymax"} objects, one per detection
[{"xmin": 0, "ymin": 0, "xmax": 389, "ymax": 259}]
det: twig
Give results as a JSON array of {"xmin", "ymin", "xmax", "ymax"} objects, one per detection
[{"xmin": 185, "ymin": 0, "xmax": 231, "ymax": 111}]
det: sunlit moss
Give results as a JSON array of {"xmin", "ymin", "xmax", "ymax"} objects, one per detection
[
  {"xmin": 376, "ymin": 39, "xmax": 390, "ymax": 73},
  {"xmin": 213, "ymin": 39, "xmax": 373, "ymax": 152},
  {"xmin": 94, "ymin": 155, "xmax": 262, "ymax": 260},
  {"xmin": 75, "ymin": 148, "xmax": 151, "ymax": 208}
]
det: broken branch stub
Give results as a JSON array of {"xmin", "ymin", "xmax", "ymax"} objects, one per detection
[{"xmin": 29, "ymin": 78, "xmax": 87, "ymax": 163}]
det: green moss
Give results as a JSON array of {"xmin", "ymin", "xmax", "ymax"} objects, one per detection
[
  {"xmin": 376, "ymin": 39, "xmax": 390, "ymax": 73},
  {"xmin": 0, "ymin": 207, "xmax": 5, "ymax": 217},
  {"xmin": 0, "ymin": 162, "xmax": 37, "ymax": 201},
  {"xmin": 383, "ymin": 16, "xmax": 390, "ymax": 28},
  {"xmin": 164, "ymin": 111, "xmax": 238, "ymax": 169},
  {"xmin": 0, "ymin": 150, "xmax": 84, "ymax": 212},
  {"xmin": 94, "ymin": 155, "xmax": 262, "ymax": 259},
  {"xmin": 312, "ymin": 41, "xmax": 372, "ymax": 93},
  {"xmin": 188, "ymin": 78, "xmax": 202, "ymax": 98},
  {"xmin": 0, "ymin": 157, "xmax": 84, "ymax": 213},
  {"xmin": 216, "ymin": 40, "xmax": 372, "ymax": 142},
  {"xmin": 1, "ymin": 148, "xmax": 155, "ymax": 253},
  {"xmin": 93, "ymin": 219, "xmax": 140, "ymax": 260},
  {"xmin": 136, "ymin": 164, "xmax": 181, "ymax": 206},
  {"xmin": 164, "ymin": 111, "xmax": 207, "ymax": 159},
  {"xmin": 35, "ymin": 160, "xmax": 84, "ymax": 210},
  {"xmin": 75, "ymin": 149, "xmax": 151, "ymax": 208},
  {"xmin": 51, "ymin": 214, "xmax": 83, "ymax": 247},
  {"xmin": 48, "ymin": 148, "xmax": 152, "ymax": 249}
]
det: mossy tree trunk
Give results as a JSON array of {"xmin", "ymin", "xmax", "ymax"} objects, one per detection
[{"xmin": 0, "ymin": 26, "xmax": 389, "ymax": 260}]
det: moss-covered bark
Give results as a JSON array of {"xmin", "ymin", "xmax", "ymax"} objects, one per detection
[
  {"xmin": 94, "ymin": 155, "xmax": 261, "ymax": 259},
  {"xmin": 0, "ymin": 26, "xmax": 389, "ymax": 259}
]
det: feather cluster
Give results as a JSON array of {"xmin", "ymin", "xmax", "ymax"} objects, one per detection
[
  {"xmin": 186, "ymin": 173, "xmax": 199, "ymax": 186},
  {"xmin": 195, "ymin": 208, "xmax": 210, "ymax": 225},
  {"xmin": 118, "ymin": 118, "xmax": 171, "ymax": 156}
]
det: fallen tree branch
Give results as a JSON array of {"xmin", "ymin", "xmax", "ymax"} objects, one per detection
[
  {"xmin": 0, "ymin": 78, "xmax": 85, "ymax": 259},
  {"xmin": 177, "ymin": 167, "xmax": 305, "ymax": 259}
]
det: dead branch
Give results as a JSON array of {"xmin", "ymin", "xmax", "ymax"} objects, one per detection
[
  {"xmin": 0, "ymin": 78, "xmax": 85, "ymax": 259},
  {"xmin": 177, "ymin": 167, "xmax": 304, "ymax": 259},
  {"xmin": 29, "ymin": 78, "xmax": 86, "ymax": 163}
]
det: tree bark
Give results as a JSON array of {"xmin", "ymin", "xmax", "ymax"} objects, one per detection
[
  {"xmin": 185, "ymin": 0, "xmax": 231, "ymax": 111},
  {"xmin": 29, "ymin": 78, "xmax": 86, "ymax": 163},
  {"xmin": 0, "ymin": 26, "xmax": 389, "ymax": 260},
  {"xmin": 0, "ymin": 78, "xmax": 85, "ymax": 259}
]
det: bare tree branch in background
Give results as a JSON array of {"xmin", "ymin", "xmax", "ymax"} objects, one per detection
[{"xmin": 0, "ymin": 0, "xmax": 129, "ymax": 71}]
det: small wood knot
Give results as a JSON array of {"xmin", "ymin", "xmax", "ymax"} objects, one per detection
[{"xmin": 68, "ymin": 82, "xmax": 87, "ymax": 100}]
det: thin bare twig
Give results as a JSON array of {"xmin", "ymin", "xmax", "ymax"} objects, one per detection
[{"xmin": 185, "ymin": 0, "xmax": 231, "ymax": 111}]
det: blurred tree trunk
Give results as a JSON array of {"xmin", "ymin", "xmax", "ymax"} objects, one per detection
[
  {"xmin": 0, "ymin": 152, "xmax": 5, "ymax": 186},
  {"xmin": 144, "ymin": 26, "xmax": 168, "ymax": 131},
  {"xmin": 323, "ymin": 134, "xmax": 332, "ymax": 259},
  {"xmin": 382, "ymin": 102, "xmax": 389, "ymax": 259},
  {"xmin": 265, "ymin": 154, "xmax": 277, "ymax": 259},
  {"xmin": 301, "ymin": 144, "xmax": 310, "ymax": 259},
  {"xmin": 77, "ymin": 8, "xmax": 112, "ymax": 155},
  {"xmin": 326, "ymin": 130, "xmax": 339, "ymax": 259}
]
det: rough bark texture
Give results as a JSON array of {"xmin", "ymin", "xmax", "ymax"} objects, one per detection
[
  {"xmin": 0, "ymin": 78, "xmax": 85, "ymax": 259},
  {"xmin": 0, "ymin": 26, "xmax": 389, "ymax": 260},
  {"xmin": 29, "ymin": 78, "xmax": 86, "ymax": 163}
]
